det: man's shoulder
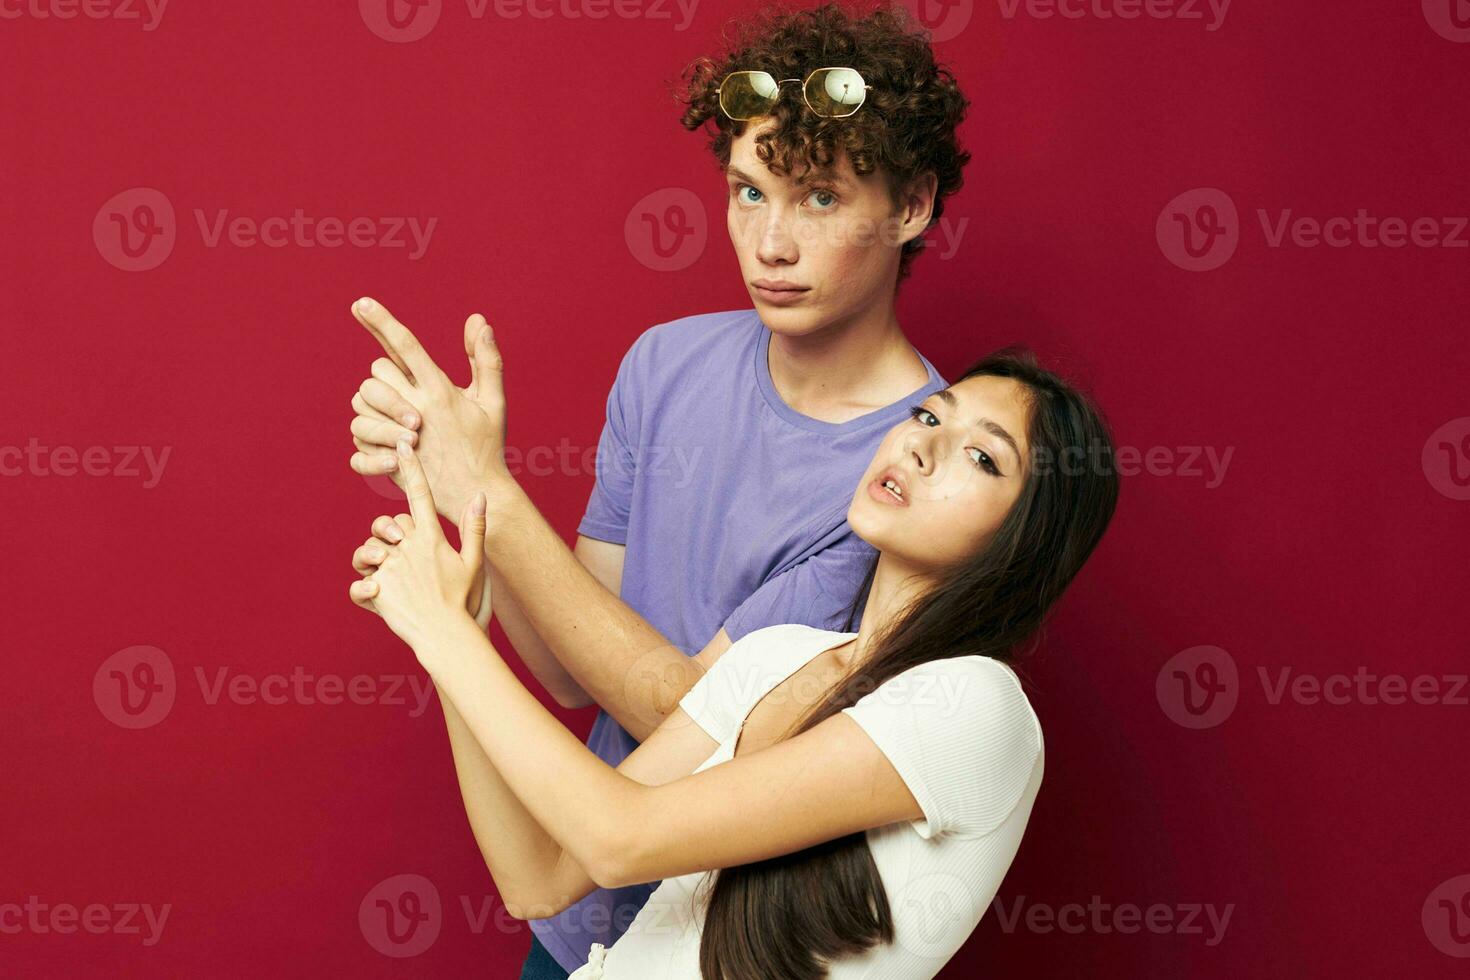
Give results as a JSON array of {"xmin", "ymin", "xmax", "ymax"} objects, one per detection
[{"xmin": 626, "ymin": 307, "xmax": 762, "ymax": 367}]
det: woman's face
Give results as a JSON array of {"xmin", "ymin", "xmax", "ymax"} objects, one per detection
[{"xmin": 848, "ymin": 374, "xmax": 1034, "ymax": 571}]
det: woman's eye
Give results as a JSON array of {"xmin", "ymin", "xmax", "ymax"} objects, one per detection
[
  {"xmin": 968, "ymin": 448, "xmax": 1001, "ymax": 476},
  {"xmin": 735, "ymin": 184, "xmax": 762, "ymax": 204},
  {"xmin": 908, "ymin": 405, "xmax": 938, "ymax": 426}
]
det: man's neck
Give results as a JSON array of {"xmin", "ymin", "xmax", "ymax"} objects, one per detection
[{"xmin": 765, "ymin": 303, "xmax": 930, "ymax": 425}]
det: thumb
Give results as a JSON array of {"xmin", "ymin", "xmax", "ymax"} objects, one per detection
[
  {"xmin": 465, "ymin": 315, "xmax": 504, "ymax": 405},
  {"xmin": 460, "ymin": 491, "xmax": 487, "ymax": 567}
]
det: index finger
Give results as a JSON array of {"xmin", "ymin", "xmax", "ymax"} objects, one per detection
[
  {"xmin": 395, "ymin": 438, "xmax": 441, "ymax": 535},
  {"xmin": 352, "ymin": 297, "xmax": 445, "ymax": 389}
]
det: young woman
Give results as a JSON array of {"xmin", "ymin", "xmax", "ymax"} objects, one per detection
[{"xmin": 349, "ymin": 348, "xmax": 1119, "ymax": 978}]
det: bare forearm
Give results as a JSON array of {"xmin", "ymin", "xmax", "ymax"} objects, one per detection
[
  {"xmin": 484, "ymin": 562, "xmax": 594, "ymax": 709},
  {"xmin": 481, "ymin": 473, "xmax": 700, "ymax": 739},
  {"xmin": 417, "ymin": 620, "xmax": 648, "ymax": 887},
  {"xmin": 436, "ymin": 686, "xmax": 594, "ymax": 916}
]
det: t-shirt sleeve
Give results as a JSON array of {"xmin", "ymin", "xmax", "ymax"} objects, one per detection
[
  {"xmin": 841, "ymin": 657, "xmax": 1042, "ymax": 840},
  {"xmin": 675, "ymin": 624, "xmax": 790, "ymax": 743},
  {"xmin": 577, "ymin": 330, "xmax": 652, "ymax": 546},
  {"xmin": 722, "ymin": 539, "xmax": 877, "ymax": 643}
]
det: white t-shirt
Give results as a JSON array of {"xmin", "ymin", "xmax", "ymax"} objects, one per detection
[{"xmin": 568, "ymin": 623, "xmax": 1044, "ymax": 979}]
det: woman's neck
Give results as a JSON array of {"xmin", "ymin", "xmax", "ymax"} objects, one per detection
[{"xmin": 836, "ymin": 552, "xmax": 934, "ymax": 671}]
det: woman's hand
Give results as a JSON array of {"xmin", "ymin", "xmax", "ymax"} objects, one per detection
[
  {"xmin": 352, "ymin": 515, "xmax": 493, "ymax": 632},
  {"xmin": 350, "ymin": 438, "xmax": 490, "ymax": 656}
]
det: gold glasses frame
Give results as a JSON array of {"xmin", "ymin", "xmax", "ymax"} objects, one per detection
[{"xmin": 716, "ymin": 67, "xmax": 873, "ymax": 121}]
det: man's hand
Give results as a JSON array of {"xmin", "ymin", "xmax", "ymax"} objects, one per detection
[{"xmin": 348, "ymin": 296, "xmax": 511, "ymax": 524}]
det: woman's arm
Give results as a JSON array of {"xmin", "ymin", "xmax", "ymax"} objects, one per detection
[
  {"xmin": 434, "ymin": 658, "xmax": 722, "ymax": 919},
  {"xmin": 420, "ymin": 616, "xmax": 924, "ymax": 891},
  {"xmin": 355, "ymin": 440, "xmax": 920, "ymax": 902}
]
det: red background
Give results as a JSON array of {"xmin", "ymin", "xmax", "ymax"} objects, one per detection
[{"xmin": 4, "ymin": 0, "xmax": 1467, "ymax": 976}]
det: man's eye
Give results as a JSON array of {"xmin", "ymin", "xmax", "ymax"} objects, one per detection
[
  {"xmin": 809, "ymin": 190, "xmax": 837, "ymax": 209},
  {"xmin": 735, "ymin": 184, "xmax": 762, "ymax": 204}
]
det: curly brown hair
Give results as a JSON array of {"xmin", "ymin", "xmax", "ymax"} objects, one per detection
[{"xmin": 675, "ymin": 1, "xmax": 971, "ymax": 285}]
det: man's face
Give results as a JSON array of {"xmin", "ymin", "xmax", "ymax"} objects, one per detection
[{"xmin": 724, "ymin": 120, "xmax": 925, "ymax": 336}]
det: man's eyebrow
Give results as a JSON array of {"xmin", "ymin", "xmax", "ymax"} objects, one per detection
[
  {"xmin": 723, "ymin": 164, "xmax": 852, "ymax": 189},
  {"xmin": 930, "ymin": 388, "xmax": 1024, "ymax": 466}
]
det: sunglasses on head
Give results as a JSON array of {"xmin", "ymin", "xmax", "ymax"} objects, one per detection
[{"xmin": 716, "ymin": 67, "xmax": 872, "ymax": 120}]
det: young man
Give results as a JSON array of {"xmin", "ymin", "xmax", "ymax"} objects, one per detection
[{"xmin": 347, "ymin": 6, "xmax": 971, "ymax": 976}]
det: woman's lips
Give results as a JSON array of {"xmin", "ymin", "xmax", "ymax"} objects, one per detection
[{"xmin": 867, "ymin": 477, "xmax": 908, "ymax": 507}]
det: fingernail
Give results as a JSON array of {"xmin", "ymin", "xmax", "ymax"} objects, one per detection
[
  {"xmin": 397, "ymin": 437, "xmax": 411, "ymax": 457},
  {"xmin": 357, "ymin": 297, "xmax": 373, "ymax": 312},
  {"xmin": 473, "ymin": 491, "xmax": 487, "ymax": 515},
  {"xmin": 384, "ymin": 527, "xmax": 403, "ymax": 543},
  {"xmin": 382, "ymin": 456, "xmax": 397, "ymax": 470},
  {"xmin": 367, "ymin": 547, "xmax": 385, "ymax": 561},
  {"xmin": 404, "ymin": 412, "xmax": 420, "ymax": 429}
]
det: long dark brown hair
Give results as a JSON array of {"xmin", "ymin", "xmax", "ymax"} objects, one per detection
[{"xmin": 698, "ymin": 348, "xmax": 1121, "ymax": 979}]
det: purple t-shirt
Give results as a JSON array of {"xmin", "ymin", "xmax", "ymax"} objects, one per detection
[{"xmin": 529, "ymin": 307, "xmax": 947, "ymax": 971}]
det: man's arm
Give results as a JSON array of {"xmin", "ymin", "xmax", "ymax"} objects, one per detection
[
  {"xmin": 346, "ymin": 298, "xmax": 733, "ymax": 738},
  {"xmin": 486, "ymin": 481, "xmax": 732, "ymax": 740}
]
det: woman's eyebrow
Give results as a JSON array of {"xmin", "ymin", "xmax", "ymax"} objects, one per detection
[{"xmin": 933, "ymin": 389, "xmax": 1023, "ymax": 464}]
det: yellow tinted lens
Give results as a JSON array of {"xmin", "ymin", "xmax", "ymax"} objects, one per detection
[
  {"xmin": 805, "ymin": 68, "xmax": 866, "ymax": 117},
  {"xmin": 719, "ymin": 71, "xmax": 780, "ymax": 120}
]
